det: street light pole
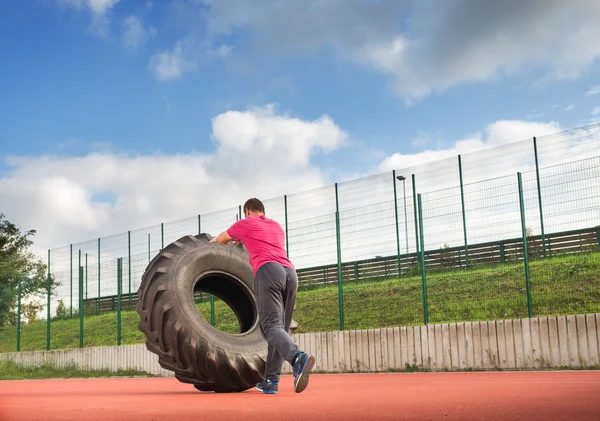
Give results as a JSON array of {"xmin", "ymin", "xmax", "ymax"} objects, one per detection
[{"xmin": 396, "ymin": 175, "xmax": 409, "ymax": 255}]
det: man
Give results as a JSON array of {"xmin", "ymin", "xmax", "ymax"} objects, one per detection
[{"xmin": 209, "ymin": 198, "xmax": 316, "ymax": 394}]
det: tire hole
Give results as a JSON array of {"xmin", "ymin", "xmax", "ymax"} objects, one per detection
[{"xmin": 193, "ymin": 272, "xmax": 257, "ymax": 335}]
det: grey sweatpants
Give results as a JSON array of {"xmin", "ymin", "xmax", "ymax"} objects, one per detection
[{"xmin": 254, "ymin": 262, "xmax": 301, "ymax": 383}]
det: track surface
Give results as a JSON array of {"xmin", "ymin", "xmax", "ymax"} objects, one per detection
[{"xmin": 1, "ymin": 371, "xmax": 599, "ymax": 420}]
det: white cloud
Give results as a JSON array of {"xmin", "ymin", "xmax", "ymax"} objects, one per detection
[
  {"xmin": 585, "ymin": 85, "xmax": 600, "ymax": 96},
  {"xmin": 0, "ymin": 105, "xmax": 347, "ymax": 259},
  {"xmin": 147, "ymin": 35, "xmax": 232, "ymax": 80},
  {"xmin": 148, "ymin": 36, "xmax": 198, "ymax": 80},
  {"xmin": 377, "ymin": 120, "xmax": 562, "ymax": 176},
  {"xmin": 592, "ymin": 107, "xmax": 600, "ymax": 115},
  {"xmin": 122, "ymin": 16, "xmax": 156, "ymax": 48},
  {"xmin": 199, "ymin": 0, "xmax": 600, "ymax": 103},
  {"xmin": 565, "ymin": 104, "xmax": 575, "ymax": 111},
  {"xmin": 212, "ymin": 44, "xmax": 232, "ymax": 58},
  {"xmin": 59, "ymin": 0, "xmax": 120, "ymax": 38},
  {"xmin": 60, "ymin": 0, "xmax": 119, "ymax": 14}
]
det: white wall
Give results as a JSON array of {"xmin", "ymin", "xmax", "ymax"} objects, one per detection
[{"xmin": 2, "ymin": 313, "xmax": 598, "ymax": 376}]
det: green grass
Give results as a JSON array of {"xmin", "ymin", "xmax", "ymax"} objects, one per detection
[
  {"xmin": 1, "ymin": 251, "xmax": 598, "ymax": 354},
  {"xmin": 0, "ymin": 359, "xmax": 153, "ymax": 379}
]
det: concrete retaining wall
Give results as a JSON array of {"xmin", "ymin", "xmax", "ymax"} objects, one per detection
[{"xmin": 2, "ymin": 314, "xmax": 598, "ymax": 376}]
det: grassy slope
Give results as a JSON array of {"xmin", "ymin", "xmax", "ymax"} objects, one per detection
[
  {"xmin": 0, "ymin": 359, "xmax": 153, "ymax": 379},
  {"xmin": 1, "ymin": 251, "xmax": 598, "ymax": 354}
]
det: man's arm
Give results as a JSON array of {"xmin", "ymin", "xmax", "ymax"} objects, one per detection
[
  {"xmin": 209, "ymin": 231, "xmax": 234, "ymax": 244},
  {"xmin": 209, "ymin": 225, "xmax": 243, "ymax": 246}
]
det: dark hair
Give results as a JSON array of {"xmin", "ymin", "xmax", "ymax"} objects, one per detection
[{"xmin": 243, "ymin": 198, "xmax": 265, "ymax": 214}]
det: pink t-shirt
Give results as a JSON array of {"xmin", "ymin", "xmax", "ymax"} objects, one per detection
[{"xmin": 226, "ymin": 215, "xmax": 294, "ymax": 276}]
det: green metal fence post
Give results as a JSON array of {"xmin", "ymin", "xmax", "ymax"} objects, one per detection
[
  {"xmin": 161, "ymin": 223, "xmax": 164, "ymax": 250},
  {"xmin": 70, "ymin": 244, "xmax": 73, "ymax": 318},
  {"xmin": 417, "ymin": 194, "xmax": 428, "ymax": 325},
  {"xmin": 533, "ymin": 137, "xmax": 547, "ymax": 257},
  {"xmin": 284, "ymin": 195, "xmax": 289, "ymax": 258},
  {"xmin": 412, "ymin": 174, "xmax": 419, "ymax": 254},
  {"xmin": 97, "ymin": 238, "xmax": 101, "ymax": 314},
  {"xmin": 458, "ymin": 155, "xmax": 470, "ymax": 266},
  {"xmin": 597, "ymin": 226, "xmax": 600, "ymax": 246},
  {"xmin": 335, "ymin": 182, "xmax": 345, "ymax": 331},
  {"xmin": 518, "ymin": 172, "xmax": 533, "ymax": 318},
  {"xmin": 117, "ymin": 258, "xmax": 122, "ymax": 345},
  {"xmin": 239, "ymin": 205, "xmax": 242, "ymax": 220},
  {"xmin": 17, "ymin": 279, "xmax": 21, "ymax": 352},
  {"xmin": 128, "ymin": 230, "xmax": 131, "ymax": 309},
  {"xmin": 393, "ymin": 170, "xmax": 402, "ymax": 276},
  {"xmin": 198, "ymin": 215, "xmax": 201, "ymax": 234},
  {"xmin": 79, "ymin": 259, "xmax": 84, "ymax": 348},
  {"xmin": 85, "ymin": 253, "xmax": 88, "ymax": 300},
  {"xmin": 46, "ymin": 249, "xmax": 51, "ymax": 351},
  {"xmin": 148, "ymin": 233, "xmax": 151, "ymax": 263}
]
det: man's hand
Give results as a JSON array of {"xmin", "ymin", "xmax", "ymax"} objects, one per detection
[{"xmin": 209, "ymin": 231, "xmax": 239, "ymax": 245}]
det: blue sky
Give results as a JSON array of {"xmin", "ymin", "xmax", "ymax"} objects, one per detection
[{"xmin": 1, "ymin": 0, "xmax": 600, "ymax": 254}]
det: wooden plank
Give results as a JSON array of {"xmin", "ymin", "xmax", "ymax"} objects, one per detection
[
  {"xmin": 349, "ymin": 330, "xmax": 357, "ymax": 372},
  {"xmin": 374, "ymin": 329, "xmax": 382, "ymax": 371},
  {"xmin": 464, "ymin": 322, "xmax": 474, "ymax": 369},
  {"xmin": 548, "ymin": 316, "xmax": 561, "ymax": 367},
  {"xmin": 513, "ymin": 319, "xmax": 524, "ymax": 369},
  {"xmin": 530, "ymin": 317, "xmax": 541, "ymax": 368},
  {"xmin": 413, "ymin": 326, "xmax": 422, "ymax": 368},
  {"xmin": 566, "ymin": 315, "xmax": 579, "ymax": 367},
  {"xmin": 479, "ymin": 321, "xmax": 489, "ymax": 369},
  {"xmin": 576, "ymin": 315, "xmax": 589, "ymax": 366},
  {"xmin": 380, "ymin": 329, "xmax": 388, "ymax": 371},
  {"xmin": 428, "ymin": 325, "xmax": 437, "ymax": 370},
  {"xmin": 472, "ymin": 322, "xmax": 482, "ymax": 369},
  {"xmin": 586, "ymin": 314, "xmax": 599, "ymax": 366},
  {"xmin": 487, "ymin": 321, "xmax": 499, "ymax": 369},
  {"xmin": 389, "ymin": 328, "xmax": 399, "ymax": 370},
  {"xmin": 434, "ymin": 324, "xmax": 444, "ymax": 370},
  {"xmin": 496, "ymin": 320, "xmax": 506, "ymax": 368},
  {"xmin": 393, "ymin": 327, "xmax": 401, "ymax": 369},
  {"xmin": 419, "ymin": 325, "xmax": 429, "ymax": 370},
  {"xmin": 442, "ymin": 324, "xmax": 451, "ymax": 370},
  {"xmin": 343, "ymin": 330, "xmax": 351, "ymax": 372},
  {"xmin": 316, "ymin": 332, "xmax": 324, "ymax": 372},
  {"xmin": 456, "ymin": 322, "xmax": 466, "ymax": 369},
  {"xmin": 557, "ymin": 316, "xmax": 570, "ymax": 366},
  {"xmin": 327, "ymin": 332, "xmax": 335, "ymax": 372},
  {"xmin": 361, "ymin": 330, "xmax": 369, "ymax": 372},
  {"xmin": 368, "ymin": 329, "xmax": 377, "ymax": 371},
  {"xmin": 449, "ymin": 323, "xmax": 459, "ymax": 369},
  {"xmin": 538, "ymin": 317, "xmax": 551, "ymax": 368},
  {"xmin": 400, "ymin": 327, "xmax": 408, "ymax": 368},
  {"xmin": 522, "ymin": 318, "xmax": 533, "ymax": 368}
]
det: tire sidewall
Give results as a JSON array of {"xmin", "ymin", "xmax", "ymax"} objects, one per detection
[{"xmin": 170, "ymin": 243, "xmax": 267, "ymax": 355}]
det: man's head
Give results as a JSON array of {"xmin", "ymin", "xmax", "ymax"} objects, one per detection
[{"xmin": 243, "ymin": 198, "xmax": 265, "ymax": 217}]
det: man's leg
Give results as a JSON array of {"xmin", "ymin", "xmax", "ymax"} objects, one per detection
[
  {"xmin": 282, "ymin": 267, "xmax": 315, "ymax": 393},
  {"xmin": 283, "ymin": 267, "xmax": 298, "ymax": 336},
  {"xmin": 255, "ymin": 263, "xmax": 300, "ymax": 382},
  {"xmin": 263, "ymin": 267, "xmax": 299, "ymax": 383}
]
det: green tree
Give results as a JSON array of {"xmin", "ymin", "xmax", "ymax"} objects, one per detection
[{"xmin": 0, "ymin": 213, "xmax": 57, "ymax": 327}]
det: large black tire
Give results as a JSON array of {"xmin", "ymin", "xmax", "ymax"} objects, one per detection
[{"xmin": 135, "ymin": 233, "xmax": 268, "ymax": 392}]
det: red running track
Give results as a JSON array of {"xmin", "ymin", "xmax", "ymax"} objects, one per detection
[{"xmin": 1, "ymin": 371, "xmax": 599, "ymax": 421}]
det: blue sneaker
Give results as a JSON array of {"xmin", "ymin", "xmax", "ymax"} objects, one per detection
[
  {"xmin": 292, "ymin": 352, "xmax": 315, "ymax": 393},
  {"xmin": 256, "ymin": 379, "xmax": 278, "ymax": 394}
]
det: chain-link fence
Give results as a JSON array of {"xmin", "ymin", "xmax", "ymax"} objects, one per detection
[{"xmin": 3, "ymin": 122, "xmax": 599, "ymax": 353}]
